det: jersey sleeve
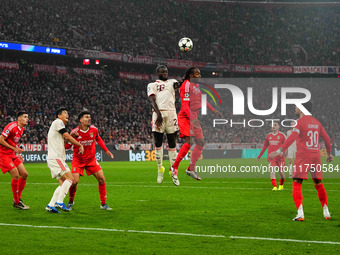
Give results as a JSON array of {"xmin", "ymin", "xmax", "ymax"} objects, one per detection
[
  {"xmin": 147, "ymin": 83, "xmax": 155, "ymax": 97},
  {"xmin": 180, "ymin": 80, "xmax": 195, "ymax": 118},
  {"xmin": 281, "ymin": 131, "xmax": 299, "ymax": 151},
  {"xmin": 257, "ymin": 135, "xmax": 269, "ymax": 159},
  {"xmin": 1, "ymin": 123, "xmax": 12, "ymax": 138},
  {"xmin": 55, "ymin": 119, "xmax": 66, "ymax": 132}
]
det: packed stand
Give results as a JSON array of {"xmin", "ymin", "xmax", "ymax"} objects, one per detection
[
  {"xmin": 1, "ymin": 67, "xmax": 339, "ymax": 148},
  {"xmin": 0, "ymin": 0, "xmax": 339, "ymax": 65}
]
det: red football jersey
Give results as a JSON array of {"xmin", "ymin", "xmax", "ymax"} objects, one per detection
[
  {"xmin": 282, "ymin": 115, "xmax": 331, "ymax": 157},
  {"xmin": 258, "ymin": 132, "xmax": 286, "ymax": 161},
  {"xmin": 179, "ymin": 80, "xmax": 214, "ymax": 118},
  {"xmin": 0, "ymin": 121, "xmax": 25, "ymax": 155},
  {"xmin": 71, "ymin": 125, "xmax": 108, "ymax": 165}
]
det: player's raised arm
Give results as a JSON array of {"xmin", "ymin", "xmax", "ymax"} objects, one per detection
[{"xmin": 62, "ymin": 132, "xmax": 84, "ymax": 154}]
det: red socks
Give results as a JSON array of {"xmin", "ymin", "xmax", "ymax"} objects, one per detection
[
  {"xmin": 69, "ymin": 183, "xmax": 107, "ymax": 205},
  {"xmin": 189, "ymin": 145, "xmax": 204, "ymax": 171},
  {"xmin": 18, "ymin": 178, "xmax": 26, "ymax": 200},
  {"xmin": 280, "ymin": 179, "xmax": 285, "ymax": 185},
  {"xmin": 69, "ymin": 185, "xmax": 77, "ymax": 203},
  {"xmin": 172, "ymin": 143, "xmax": 191, "ymax": 169},
  {"xmin": 11, "ymin": 179, "xmax": 19, "ymax": 204},
  {"xmin": 99, "ymin": 183, "xmax": 107, "ymax": 205},
  {"xmin": 292, "ymin": 182, "xmax": 303, "ymax": 210},
  {"xmin": 271, "ymin": 179, "xmax": 277, "ymax": 187},
  {"xmin": 315, "ymin": 183, "xmax": 328, "ymax": 207}
]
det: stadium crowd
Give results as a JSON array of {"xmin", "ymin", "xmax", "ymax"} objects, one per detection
[
  {"xmin": 0, "ymin": 67, "xmax": 339, "ymax": 148},
  {"xmin": 0, "ymin": 0, "xmax": 339, "ymax": 65}
]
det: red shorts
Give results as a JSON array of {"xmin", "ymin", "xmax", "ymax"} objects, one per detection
[
  {"xmin": 269, "ymin": 160, "xmax": 285, "ymax": 172},
  {"xmin": 178, "ymin": 111, "xmax": 203, "ymax": 139},
  {"xmin": 293, "ymin": 155, "xmax": 322, "ymax": 180},
  {"xmin": 0, "ymin": 154, "xmax": 23, "ymax": 174},
  {"xmin": 71, "ymin": 158, "xmax": 102, "ymax": 176}
]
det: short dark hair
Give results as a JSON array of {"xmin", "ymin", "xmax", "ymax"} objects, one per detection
[
  {"xmin": 78, "ymin": 111, "xmax": 91, "ymax": 121},
  {"xmin": 56, "ymin": 107, "xmax": 68, "ymax": 118},
  {"xmin": 16, "ymin": 111, "xmax": 28, "ymax": 118},
  {"xmin": 302, "ymin": 101, "xmax": 312, "ymax": 114},
  {"xmin": 156, "ymin": 65, "xmax": 168, "ymax": 73}
]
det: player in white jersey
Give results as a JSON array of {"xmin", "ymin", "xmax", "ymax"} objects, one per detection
[
  {"xmin": 147, "ymin": 66, "xmax": 181, "ymax": 184},
  {"xmin": 286, "ymin": 121, "xmax": 297, "ymax": 178},
  {"xmin": 45, "ymin": 108, "xmax": 84, "ymax": 213}
]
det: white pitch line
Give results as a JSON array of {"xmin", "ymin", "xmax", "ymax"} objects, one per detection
[
  {"xmin": 230, "ymin": 236, "xmax": 340, "ymax": 245},
  {"xmin": 0, "ymin": 223, "xmax": 339, "ymax": 245},
  {"xmin": 0, "ymin": 223, "xmax": 225, "ymax": 238}
]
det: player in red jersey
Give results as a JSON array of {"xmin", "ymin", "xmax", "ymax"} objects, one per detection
[
  {"xmin": 0, "ymin": 111, "xmax": 30, "ymax": 210},
  {"xmin": 170, "ymin": 67, "xmax": 222, "ymax": 185},
  {"xmin": 257, "ymin": 121, "xmax": 286, "ymax": 191},
  {"xmin": 269, "ymin": 102, "xmax": 333, "ymax": 221},
  {"xmin": 66, "ymin": 111, "xmax": 114, "ymax": 210}
]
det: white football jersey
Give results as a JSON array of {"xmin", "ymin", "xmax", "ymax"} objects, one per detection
[
  {"xmin": 147, "ymin": 79, "xmax": 177, "ymax": 111},
  {"xmin": 287, "ymin": 129, "xmax": 297, "ymax": 150},
  {"xmin": 47, "ymin": 118, "xmax": 66, "ymax": 160}
]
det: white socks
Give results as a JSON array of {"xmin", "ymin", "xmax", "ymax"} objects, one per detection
[
  {"xmin": 297, "ymin": 204, "xmax": 304, "ymax": 218},
  {"xmin": 57, "ymin": 179, "xmax": 73, "ymax": 204},
  {"xmin": 155, "ymin": 147, "xmax": 163, "ymax": 170},
  {"xmin": 323, "ymin": 204, "xmax": 330, "ymax": 217},
  {"xmin": 48, "ymin": 186, "xmax": 61, "ymax": 207},
  {"xmin": 168, "ymin": 148, "xmax": 177, "ymax": 166}
]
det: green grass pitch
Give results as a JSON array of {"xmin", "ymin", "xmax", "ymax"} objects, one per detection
[{"xmin": 0, "ymin": 158, "xmax": 340, "ymax": 254}]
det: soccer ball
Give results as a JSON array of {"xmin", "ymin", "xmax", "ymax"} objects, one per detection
[{"xmin": 178, "ymin": 37, "xmax": 193, "ymax": 52}]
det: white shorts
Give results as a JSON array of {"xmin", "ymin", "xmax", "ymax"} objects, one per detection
[
  {"xmin": 287, "ymin": 148, "xmax": 297, "ymax": 159},
  {"xmin": 152, "ymin": 110, "xmax": 179, "ymax": 134},
  {"xmin": 47, "ymin": 159, "xmax": 70, "ymax": 179}
]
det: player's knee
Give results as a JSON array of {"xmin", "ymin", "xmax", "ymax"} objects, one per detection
[
  {"xmin": 98, "ymin": 177, "xmax": 105, "ymax": 184},
  {"xmin": 196, "ymin": 140, "xmax": 205, "ymax": 147},
  {"xmin": 168, "ymin": 140, "xmax": 176, "ymax": 149},
  {"xmin": 67, "ymin": 176, "xmax": 74, "ymax": 183},
  {"xmin": 20, "ymin": 171, "xmax": 28, "ymax": 179},
  {"xmin": 12, "ymin": 174, "xmax": 20, "ymax": 180},
  {"xmin": 313, "ymin": 179, "xmax": 322, "ymax": 185},
  {"xmin": 155, "ymin": 140, "xmax": 163, "ymax": 148}
]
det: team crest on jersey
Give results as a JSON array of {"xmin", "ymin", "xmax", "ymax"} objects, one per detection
[
  {"xmin": 277, "ymin": 136, "xmax": 280, "ymax": 139},
  {"xmin": 90, "ymin": 132, "xmax": 94, "ymax": 138},
  {"xmin": 10, "ymin": 163, "xmax": 14, "ymax": 167}
]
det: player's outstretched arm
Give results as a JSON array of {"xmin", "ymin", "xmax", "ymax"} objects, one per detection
[
  {"xmin": 96, "ymin": 135, "xmax": 114, "ymax": 158},
  {"xmin": 0, "ymin": 135, "xmax": 23, "ymax": 154},
  {"xmin": 207, "ymin": 102, "xmax": 222, "ymax": 117},
  {"xmin": 63, "ymin": 132, "xmax": 84, "ymax": 154}
]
